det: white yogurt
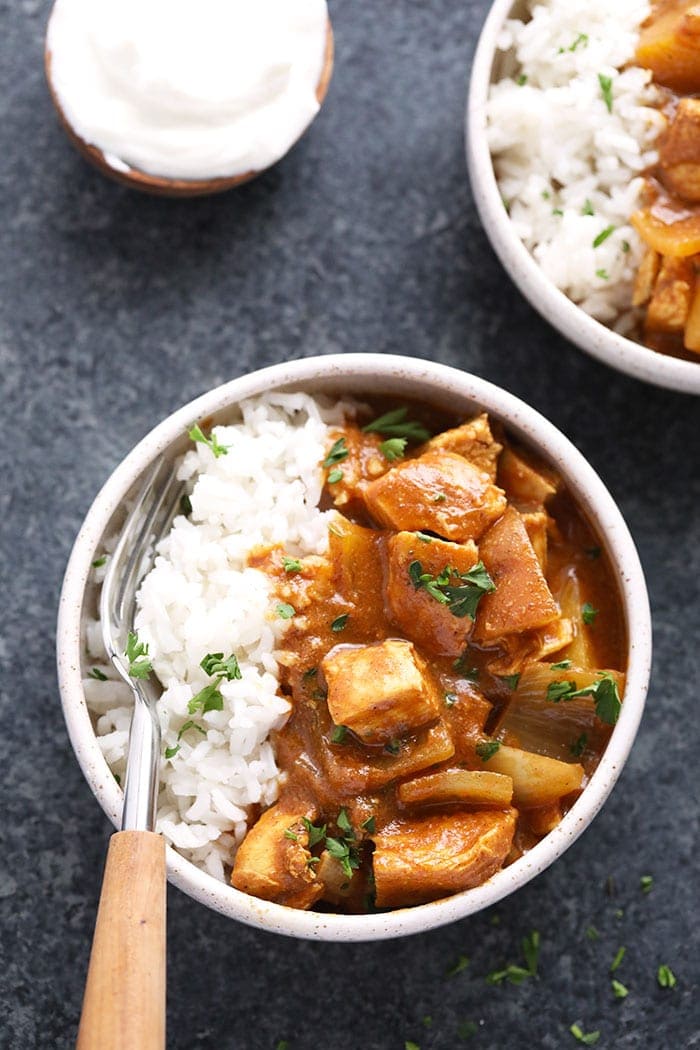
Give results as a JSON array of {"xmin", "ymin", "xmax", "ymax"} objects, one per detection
[{"xmin": 47, "ymin": 0, "xmax": 329, "ymax": 180}]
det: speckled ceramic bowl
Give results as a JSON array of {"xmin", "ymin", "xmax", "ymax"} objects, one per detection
[
  {"xmin": 57, "ymin": 354, "xmax": 652, "ymax": 941},
  {"xmin": 466, "ymin": 0, "xmax": 700, "ymax": 395}
]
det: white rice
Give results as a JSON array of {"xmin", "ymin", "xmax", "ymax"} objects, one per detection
[
  {"xmin": 84, "ymin": 392, "xmax": 344, "ymax": 881},
  {"xmin": 486, "ymin": 0, "xmax": 666, "ymax": 331}
]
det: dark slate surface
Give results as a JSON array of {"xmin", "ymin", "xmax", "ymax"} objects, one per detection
[{"xmin": 2, "ymin": 1, "xmax": 699, "ymax": 1048}]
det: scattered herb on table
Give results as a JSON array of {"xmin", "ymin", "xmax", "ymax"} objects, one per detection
[
  {"xmin": 612, "ymin": 979, "xmax": 629, "ymax": 999},
  {"xmin": 457, "ymin": 1021, "xmax": 478, "ymax": 1040},
  {"xmin": 570, "ymin": 1023, "xmax": 600, "ymax": 1045},
  {"xmin": 486, "ymin": 930, "xmax": 539, "ymax": 984},
  {"xmin": 586, "ymin": 925, "xmax": 600, "ymax": 941},
  {"xmin": 640, "ymin": 875, "xmax": 653, "ymax": 894},
  {"xmin": 657, "ymin": 964, "xmax": 677, "ymax": 989},
  {"xmin": 446, "ymin": 954, "xmax": 470, "ymax": 977},
  {"xmin": 610, "ymin": 946, "xmax": 626, "ymax": 973}
]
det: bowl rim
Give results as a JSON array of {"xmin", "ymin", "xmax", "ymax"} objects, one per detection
[
  {"xmin": 465, "ymin": 0, "xmax": 700, "ymax": 395},
  {"xmin": 57, "ymin": 353, "xmax": 652, "ymax": 941}
]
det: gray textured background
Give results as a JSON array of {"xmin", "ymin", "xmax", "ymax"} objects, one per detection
[{"xmin": 2, "ymin": 1, "xmax": 699, "ymax": 1048}]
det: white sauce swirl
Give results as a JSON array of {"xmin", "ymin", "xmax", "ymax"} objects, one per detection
[{"xmin": 47, "ymin": 0, "xmax": 329, "ymax": 180}]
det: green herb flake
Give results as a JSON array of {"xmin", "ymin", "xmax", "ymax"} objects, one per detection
[
  {"xmin": 570, "ymin": 32, "xmax": 589, "ymax": 51},
  {"xmin": 362, "ymin": 407, "xmax": 431, "ymax": 443},
  {"xmin": 517, "ymin": 73, "xmax": 528, "ymax": 86},
  {"xmin": 596, "ymin": 269, "xmax": 610, "ymax": 280},
  {"xmin": 598, "ymin": 73, "xmax": 614, "ymax": 113},
  {"xmin": 546, "ymin": 672, "xmax": 621, "ymax": 725},
  {"xmin": 188, "ymin": 681, "xmax": 224, "ymax": 715},
  {"xmin": 586, "ymin": 925, "xmax": 600, "ymax": 941},
  {"xmin": 501, "ymin": 673, "xmax": 520, "ymax": 690},
  {"xmin": 615, "ymin": 908, "xmax": 625, "ymax": 919},
  {"xmin": 380, "ymin": 437, "xmax": 408, "ymax": 462},
  {"xmin": 446, "ymin": 954, "xmax": 470, "ymax": 977},
  {"xmin": 405, "ymin": 1042, "xmax": 421, "ymax": 1050},
  {"xmin": 547, "ymin": 679, "xmax": 577, "ymax": 703},
  {"xmin": 276, "ymin": 603, "xmax": 296, "ymax": 620},
  {"xmin": 200, "ymin": 652, "xmax": 241, "ymax": 681},
  {"xmin": 476, "ymin": 740, "xmax": 501, "ymax": 762},
  {"xmin": 408, "ymin": 559, "xmax": 495, "ymax": 620},
  {"xmin": 457, "ymin": 1021, "xmax": 478, "ymax": 1040},
  {"xmin": 622, "ymin": 240, "xmax": 631, "ymax": 253},
  {"xmin": 302, "ymin": 666, "xmax": 318, "ymax": 680},
  {"xmin": 486, "ymin": 965, "xmax": 532, "ymax": 986},
  {"xmin": 91, "ymin": 555, "xmax": 107, "ymax": 568},
  {"xmin": 188, "ymin": 422, "xmax": 229, "ymax": 458},
  {"xmin": 582, "ymin": 602, "xmax": 598, "ymax": 625},
  {"xmin": 657, "ymin": 964, "xmax": 677, "ymax": 989},
  {"xmin": 180, "ymin": 493, "xmax": 192, "ymax": 517},
  {"xmin": 361, "ymin": 816, "xmax": 376, "ymax": 834},
  {"xmin": 551, "ymin": 659, "xmax": 572, "ymax": 670},
  {"xmin": 582, "ymin": 199, "xmax": 594, "ymax": 216},
  {"xmin": 522, "ymin": 930, "xmax": 540, "ymax": 976},
  {"xmin": 553, "ymin": 208, "xmax": 564, "ymax": 216},
  {"xmin": 416, "ymin": 532, "xmax": 433, "ymax": 543},
  {"xmin": 336, "ymin": 808, "xmax": 354, "ymax": 838},
  {"xmin": 330, "ymin": 725, "xmax": 348, "ymax": 744},
  {"xmin": 593, "ymin": 223, "xmax": 615, "ymax": 248},
  {"xmin": 612, "ymin": 979, "xmax": 629, "ymax": 1000},
  {"xmin": 331, "ymin": 613, "xmax": 350, "ymax": 632},
  {"xmin": 327, "ymin": 468, "xmax": 344, "ymax": 484},
  {"xmin": 422, "ymin": 1016, "xmax": 433, "ymax": 1028},
  {"xmin": 88, "ymin": 667, "xmax": 108, "ymax": 681},
  {"xmin": 322, "ymin": 437, "xmax": 349, "ymax": 468},
  {"xmin": 276, "ymin": 1041, "xmax": 289, "ymax": 1050},
  {"xmin": 284, "ymin": 828, "xmax": 299, "ymax": 842},
  {"xmin": 542, "ymin": 190, "xmax": 551, "ymax": 200},
  {"xmin": 325, "ymin": 834, "xmax": 361, "ymax": 880},
  {"xmin": 570, "ymin": 1023, "xmax": 600, "ymax": 1045},
  {"xmin": 165, "ymin": 744, "xmax": 180, "ymax": 760},
  {"xmin": 640, "ymin": 874, "xmax": 653, "ymax": 894},
  {"xmin": 445, "ymin": 692, "xmax": 458, "ymax": 707},
  {"xmin": 283, "ymin": 556, "xmax": 302, "ymax": 573},
  {"xmin": 384, "ymin": 739, "xmax": 401, "ymax": 756},
  {"xmin": 610, "ymin": 946, "xmax": 626, "ymax": 973},
  {"xmin": 177, "ymin": 720, "xmax": 207, "ymax": 741},
  {"xmin": 125, "ymin": 631, "xmax": 153, "ymax": 679},
  {"xmin": 570, "ymin": 733, "xmax": 588, "ymax": 758}
]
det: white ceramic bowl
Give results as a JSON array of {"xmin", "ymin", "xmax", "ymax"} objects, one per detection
[
  {"xmin": 466, "ymin": 0, "xmax": 700, "ymax": 396},
  {"xmin": 57, "ymin": 354, "xmax": 652, "ymax": 941}
]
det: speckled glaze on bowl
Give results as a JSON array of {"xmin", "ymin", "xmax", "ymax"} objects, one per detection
[
  {"xmin": 466, "ymin": 0, "xmax": 700, "ymax": 395},
  {"xmin": 57, "ymin": 354, "xmax": 652, "ymax": 941}
]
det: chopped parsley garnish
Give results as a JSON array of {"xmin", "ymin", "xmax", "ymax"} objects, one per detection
[
  {"xmin": 188, "ymin": 651, "xmax": 242, "ymax": 715},
  {"xmin": 180, "ymin": 493, "xmax": 192, "ymax": 517},
  {"xmin": 91, "ymin": 555, "xmax": 107, "ymax": 568},
  {"xmin": 330, "ymin": 725, "xmax": 348, "ymax": 744},
  {"xmin": 476, "ymin": 740, "xmax": 501, "ymax": 762},
  {"xmin": 361, "ymin": 816, "xmax": 376, "ymax": 834},
  {"xmin": 582, "ymin": 602, "xmax": 598, "ymax": 625},
  {"xmin": 405, "ymin": 1042, "xmax": 420, "ymax": 1050},
  {"xmin": 570, "ymin": 33, "xmax": 589, "ymax": 51},
  {"xmin": 486, "ymin": 931, "xmax": 538, "ymax": 985},
  {"xmin": 622, "ymin": 240, "xmax": 630, "ymax": 253},
  {"xmin": 570, "ymin": 733, "xmax": 588, "ymax": 758},
  {"xmin": 337, "ymin": 807, "xmax": 353, "ymax": 836},
  {"xmin": 408, "ymin": 560, "xmax": 495, "ymax": 619},
  {"xmin": 657, "ymin": 964, "xmax": 677, "ymax": 989},
  {"xmin": 445, "ymin": 692, "xmax": 458, "ymax": 706},
  {"xmin": 416, "ymin": 532, "xmax": 433, "ymax": 543},
  {"xmin": 384, "ymin": 739, "xmax": 401, "ymax": 756},
  {"xmin": 593, "ymin": 224, "xmax": 615, "ymax": 248},
  {"xmin": 570, "ymin": 1023, "xmax": 600, "ymax": 1045},
  {"xmin": 453, "ymin": 651, "xmax": 479, "ymax": 678},
  {"xmin": 301, "ymin": 818, "xmax": 327, "ymax": 847},
  {"xmin": 501, "ymin": 673, "xmax": 520, "ymax": 690},
  {"xmin": 545, "ymin": 672, "xmax": 622, "ymax": 725},
  {"xmin": 125, "ymin": 631, "xmax": 153, "ymax": 679},
  {"xmin": 284, "ymin": 828, "xmax": 299, "ymax": 842},
  {"xmin": 582, "ymin": 199, "xmax": 594, "ymax": 216},
  {"xmin": 177, "ymin": 720, "xmax": 207, "ymax": 741},
  {"xmin": 522, "ymin": 931, "xmax": 540, "ymax": 976},
  {"xmin": 322, "ymin": 437, "xmax": 349, "ymax": 468},
  {"xmin": 362, "ymin": 407, "xmax": 431, "ymax": 443},
  {"xmin": 88, "ymin": 667, "xmax": 108, "ymax": 681},
  {"xmin": 327, "ymin": 468, "xmax": 343, "ymax": 484},
  {"xmin": 610, "ymin": 946, "xmax": 626, "ymax": 973},
  {"xmin": 446, "ymin": 954, "xmax": 470, "ymax": 977},
  {"xmin": 542, "ymin": 190, "xmax": 551, "ymax": 200},
  {"xmin": 551, "ymin": 659, "xmax": 572, "ymax": 670},
  {"xmin": 164, "ymin": 744, "xmax": 180, "ymax": 760},
  {"xmin": 331, "ymin": 613, "xmax": 349, "ymax": 632},
  {"xmin": 612, "ymin": 979, "xmax": 629, "ymax": 999},
  {"xmin": 517, "ymin": 74, "xmax": 528, "ymax": 86},
  {"xmin": 200, "ymin": 652, "xmax": 241, "ymax": 680},
  {"xmin": 457, "ymin": 1022, "xmax": 478, "ymax": 1040},
  {"xmin": 598, "ymin": 73, "xmax": 614, "ymax": 113},
  {"xmin": 188, "ymin": 422, "xmax": 229, "ymax": 458},
  {"xmin": 586, "ymin": 925, "xmax": 600, "ymax": 941},
  {"xmin": 277, "ymin": 603, "xmax": 295, "ymax": 619},
  {"xmin": 303, "ymin": 666, "xmax": 318, "ymax": 681},
  {"xmin": 188, "ymin": 681, "xmax": 225, "ymax": 715},
  {"xmin": 276, "ymin": 1041, "xmax": 289, "ymax": 1050},
  {"xmin": 379, "ymin": 437, "xmax": 408, "ymax": 462},
  {"xmin": 596, "ymin": 269, "xmax": 609, "ymax": 280},
  {"xmin": 325, "ymin": 825, "xmax": 361, "ymax": 879},
  {"xmin": 433, "ymin": 492, "xmax": 448, "ymax": 503},
  {"xmin": 640, "ymin": 874, "xmax": 653, "ymax": 894},
  {"xmin": 553, "ymin": 208, "xmax": 564, "ymax": 216},
  {"xmin": 283, "ymin": 556, "xmax": 302, "ymax": 573}
]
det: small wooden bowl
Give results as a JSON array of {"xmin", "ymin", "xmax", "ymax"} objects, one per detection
[{"xmin": 45, "ymin": 20, "xmax": 334, "ymax": 197}]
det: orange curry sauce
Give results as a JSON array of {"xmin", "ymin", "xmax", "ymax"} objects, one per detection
[{"xmin": 232, "ymin": 405, "xmax": 626, "ymax": 913}]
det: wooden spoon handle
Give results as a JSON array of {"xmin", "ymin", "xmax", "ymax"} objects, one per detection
[{"xmin": 76, "ymin": 831, "xmax": 166, "ymax": 1050}]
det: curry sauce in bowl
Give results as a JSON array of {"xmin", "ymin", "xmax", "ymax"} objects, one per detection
[{"xmin": 57, "ymin": 355, "xmax": 650, "ymax": 939}]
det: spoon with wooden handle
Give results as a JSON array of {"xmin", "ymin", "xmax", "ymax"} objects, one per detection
[
  {"xmin": 77, "ymin": 459, "xmax": 184, "ymax": 1049},
  {"xmin": 44, "ymin": 18, "xmax": 334, "ymax": 197}
]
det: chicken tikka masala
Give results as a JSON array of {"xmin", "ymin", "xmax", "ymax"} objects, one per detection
[{"xmin": 232, "ymin": 404, "xmax": 626, "ymax": 912}]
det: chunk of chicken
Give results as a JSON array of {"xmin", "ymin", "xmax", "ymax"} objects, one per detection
[
  {"xmin": 385, "ymin": 532, "xmax": 479, "ymax": 657},
  {"xmin": 231, "ymin": 805, "xmax": 324, "ymax": 909},
  {"xmin": 321, "ymin": 639, "xmax": 441, "ymax": 745},
  {"xmin": 364, "ymin": 450, "xmax": 507, "ymax": 542},
  {"xmin": 659, "ymin": 98, "xmax": 700, "ymax": 200},
  {"xmin": 636, "ymin": 1, "xmax": 700, "ymax": 93},
  {"xmin": 473, "ymin": 507, "xmax": 560, "ymax": 644},
  {"xmin": 372, "ymin": 809, "xmax": 516, "ymax": 908},
  {"xmin": 645, "ymin": 255, "xmax": 695, "ymax": 333},
  {"xmin": 324, "ymin": 425, "xmax": 389, "ymax": 516},
  {"xmin": 497, "ymin": 446, "xmax": 559, "ymax": 507},
  {"xmin": 320, "ymin": 719, "xmax": 455, "ymax": 793},
  {"xmin": 424, "ymin": 414, "xmax": 503, "ymax": 480},
  {"xmin": 520, "ymin": 508, "xmax": 549, "ymax": 571}
]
